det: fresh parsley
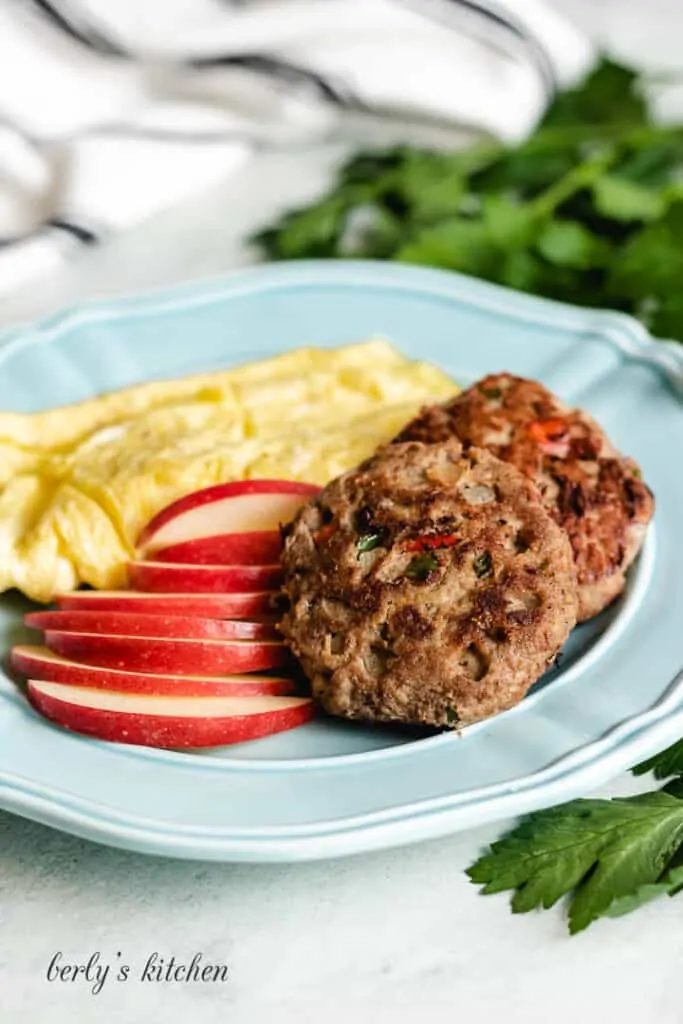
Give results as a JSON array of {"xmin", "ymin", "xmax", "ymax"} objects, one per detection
[
  {"xmin": 254, "ymin": 57, "xmax": 683, "ymax": 342},
  {"xmin": 632, "ymin": 738, "xmax": 683, "ymax": 780},
  {"xmin": 467, "ymin": 789, "xmax": 683, "ymax": 933}
]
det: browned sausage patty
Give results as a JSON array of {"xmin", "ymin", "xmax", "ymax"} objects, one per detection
[
  {"xmin": 279, "ymin": 439, "xmax": 578, "ymax": 729},
  {"xmin": 394, "ymin": 374, "xmax": 654, "ymax": 622}
]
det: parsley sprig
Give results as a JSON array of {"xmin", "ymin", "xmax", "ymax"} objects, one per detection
[
  {"xmin": 255, "ymin": 58, "xmax": 683, "ymax": 342},
  {"xmin": 467, "ymin": 741, "xmax": 683, "ymax": 932}
]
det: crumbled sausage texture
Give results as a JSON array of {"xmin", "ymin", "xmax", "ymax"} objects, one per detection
[
  {"xmin": 395, "ymin": 374, "xmax": 655, "ymax": 621},
  {"xmin": 279, "ymin": 439, "xmax": 578, "ymax": 729}
]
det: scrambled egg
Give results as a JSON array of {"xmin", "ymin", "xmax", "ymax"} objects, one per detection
[{"xmin": 0, "ymin": 340, "xmax": 458, "ymax": 602}]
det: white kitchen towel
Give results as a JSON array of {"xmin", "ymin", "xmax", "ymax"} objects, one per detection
[{"xmin": 0, "ymin": 0, "xmax": 595, "ymax": 295}]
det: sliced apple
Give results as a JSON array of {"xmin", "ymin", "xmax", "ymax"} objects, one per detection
[
  {"xmin": 44, "ymin": 630, "xmax": 288, "ymax": 675},
  {"xmin": 128, "ymin": 561, "xmax": 282, "ymax": 594},
  {"xmin": 26, "ymin": 610, "xmax": 277, "ymax": 642},
  {"xmin": 11, "ymin": 646, "xmax": 299, "ymax": 696},
  {"xmin": 137, "ymin": 479, "xmax": 319, "ymax": 555},
  {"xmin": 27, "ymin": 680, "xmax": 314, "ymax": 748},
  {"xmin": 151, "ymin": 530, "xmax": 282, "ymax": 566},
  {"xmin": 56, "ymin": 590, "xmax": 275, "ymax": 619}
]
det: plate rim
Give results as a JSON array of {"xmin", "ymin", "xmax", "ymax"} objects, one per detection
[
  {"xmin": 1, "ymin": 259, "xmax": 682, "ymax": 861},
  {"xmin": 1, "ymin": 667, "xmax": 683, "ymax": 862}
]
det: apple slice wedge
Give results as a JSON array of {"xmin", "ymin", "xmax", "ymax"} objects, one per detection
[
  {"xmin": 26, "ymin": 610, "xmax": 278, "ymax": 642},
  {"xmin": 137, "ymin": 479, "xmax": 319, "ymax": 556},
  {"xmin": 150, "ymin": 530, "xmax": 282, "ymax": 566},
  {"xmin": 11, "ymin": 646, "xmax": 299, "ymax": 696},
  {"xmin": 128, "ymin": 561, "xmax": 282, "ymax": 594},
  {"xmin": 44, "ymin": 631, "xmax": 288, "ymax": 675},
  {"xmin": 56, "ymin": 590, "xmax": 276, "ymax": 619},
  {"xmin": 27, "ymin": 680, "xmax": 314, "ymax": 748}
]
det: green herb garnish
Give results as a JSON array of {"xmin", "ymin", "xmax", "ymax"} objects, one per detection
[
  {"xmin": 633, "ymin": 738, "xmax": 683, "ymax": 779},
  {"xmin": 466, "ymin": 745, "xmax": 683, "ymax": 934},
  {"xmin": 254, "ymin": 57, "xmax": 683, "ymax": 342},
  {"xmin": 356, "ymin": 532, "xmax": 383, "ymax": 554},
  {"xmin": 479, "ymin": 386, "xmax": 502, "ymax": 400},
  {"xmin": 467, "ymin": 789, "xmax": 683, "ymax": 934},
  {"xmin": 405, "ymin": 552, "xmax": 439, "ymax": 581},
  {"xmin": 446, "ymin": 706, "xmax": 460, "ymax": 726},
  {"xmin": 473, "ymin": 551, "xmax": 493, "ymax": 578}
]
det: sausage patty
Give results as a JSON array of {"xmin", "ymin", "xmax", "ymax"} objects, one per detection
[
  {"xmin": 394, "ymin": 374, "xmax": 654, "ymax": 621},
  {"xmin": 278, "ymin": 439, "xmax": 578, "ymax": 729}
]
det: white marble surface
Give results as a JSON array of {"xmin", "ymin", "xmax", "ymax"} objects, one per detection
[{"xmin": 2, "ymin": 3, "xmax": 683, "ymax": 1022}]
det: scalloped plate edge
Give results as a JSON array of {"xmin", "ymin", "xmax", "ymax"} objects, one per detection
[{"xmin": 0, "ymin": 669, "xmax": 682, "ymax": 861}]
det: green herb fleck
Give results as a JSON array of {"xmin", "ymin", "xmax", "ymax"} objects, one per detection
[
  {"xmin": 473, "ymin": 551, "xmax": 493, "ymax": 578},
  {"xmin": 446, "ymin": 706, "xmax": 460, "ymax": 726},
  {"xmin": 356, "ymin": 532, "xmax": 383, "ymax": 554},
  {"xmin": 479, "ymin": 385, "xmax": 502, "ymax": 400},
  {"xmin": 405, "ymin": 552, "xmax": 439, "ymax": 581}
]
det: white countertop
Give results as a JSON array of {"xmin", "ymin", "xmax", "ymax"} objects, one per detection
[{"xmin": 2, "ymin": 3, "xmax": 683, "ymax": 1022}]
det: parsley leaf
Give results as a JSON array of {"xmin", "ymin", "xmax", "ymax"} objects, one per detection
[
  {"xmin": 467, "ymin": 792, "xmax": 683, "ymax": 933},
  {"xmin": 254, "ymin": 195, "xmax": 350, "ymax": 259},
  {"xmin": 536, "ymin": 220, "xmax": 612, "ymax": 270},
  {"xmin": 606, "ymin": 200, "xmax": 683, "ymax": 337},
  {"xmin": 592, "ymin": 176, "xmax": 666, "ymax": 222},
  {"xmin": 606, "ymin": 863, "xmax": 683, "ymax": 919},
  {"xmin": 632, "ymin": 738, "xmax": 683, "ymax": 779},
  {"xmin": 539, "ymin": 57, "xmax": 648, "ymax": 129},
  {"xmin": 395, "ymin": 218, "xmax": 499, "ymax": 277}
]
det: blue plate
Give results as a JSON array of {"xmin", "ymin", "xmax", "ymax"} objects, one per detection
[{"xmin": 1, "ymin": 261, "xmax": 682, "ymax": 861}]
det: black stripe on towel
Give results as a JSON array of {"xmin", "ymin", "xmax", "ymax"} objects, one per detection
[
  {"xmin": 26, "ymin": 0, "xmax": 128, "ymax": 57},
  {"xmin": 48, "ymin": 218, "xmax": 99, "ymax": 244},
  {"xmin": 398, "ymin": 0, "xmax": 557, "ymax": 98},
  {"xmin": 189, "ymin": 53, "xmax": 362, "ymax": 108},
  {"xmin": 27, "ymin": 3, "xmax": 362, "ymax": 110}
]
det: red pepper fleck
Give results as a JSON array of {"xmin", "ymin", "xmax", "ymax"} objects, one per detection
[
  {"xmin": 404, "ymin": 533, "xmax": 459, "ymax": 553},
  {"xmin": 316, "ymin": 523, "xmax": 337, "ymax": 544},
  {"xmin": 528, "ymin": 417, "xmax": 570, "ymax": 458}
]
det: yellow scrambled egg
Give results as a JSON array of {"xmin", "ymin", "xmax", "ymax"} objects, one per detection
[{"xmin": 0, "ymin": 340, "xmax": 458, "ymax": 602}]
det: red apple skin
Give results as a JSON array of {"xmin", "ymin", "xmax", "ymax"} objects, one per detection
[
  {"xmin": 27, "ymin": 682, "xmax": 315, "ymax": 749},
  {"xmin": 26, "ymin": 610, "xmax": 277, "ymax": 642},
  {"xmin": 151, "ymin": 530, "xmax": 282, "ymax": 566},
  {"xmin": 56, "ymin": 590, "xmax": 275, "ymax": 619},
  {"xmin": 137, "ymin": 480, "xmax": 319, "ymax": 551},
  {"xmin": 11, "ymin": 646, "xmax": 299, "ymax": 696},
  {"xmin": 44, "ymin": 630, "xmax": 288, "ymax": 675},
  {"xmin": 128, "ymin": 561, "xmax": 282, "ymax": 594}
]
